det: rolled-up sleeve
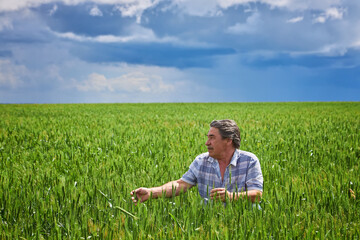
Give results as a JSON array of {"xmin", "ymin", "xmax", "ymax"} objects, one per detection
[
  {"xmin": 181, "ymin": 157, "xmax": 201, "ymax": 186},
  {"xmin": 245, "ymin": 156, "xmax": 263, "ymax": 192}
]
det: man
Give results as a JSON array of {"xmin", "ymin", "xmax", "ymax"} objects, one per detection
[{"xmin": 131, "ymin": 119, "xmax": 263, "ymax": 205}]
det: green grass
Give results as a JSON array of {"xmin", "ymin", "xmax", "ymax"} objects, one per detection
[{"xmin": 0, "ymin": 102, "xmax": 359, "ymax": 239}]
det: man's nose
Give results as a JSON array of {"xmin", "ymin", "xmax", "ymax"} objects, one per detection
[{"xmin": 205, "ymin": 139, "xmax": 210, "ymax": 146}]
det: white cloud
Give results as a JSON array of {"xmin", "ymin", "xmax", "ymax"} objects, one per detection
[
  {"xmin": 0, "ymin": 60, "xmax": 25, "ymax": 88},
  {"xmin": 113, "ymin": 0, "xmax": 159, "ymax": 23},
  {"xmin": 54, "ymin": 30, "xmax": 161, "ymax": 43},
  {"xmin": 226, "ymin": 12, "xmax": 261, "ymax": 34},
  {"xmin": 0, "ymin": 17, "xmax": 13, "ymax": 31},
  {"xmin": 90, "ymin": 5, "xmax": 103, "ymax": 16},
  {"xmin": 77, "ymin": 72, "xmax": 175, "ymax": 93},
  {"xmin": 53, "ymin": 24, "xmax": 181, "ymax": 43},
  {"xmin": 313, "ymin": 16, "xmax": 326, "ymax": 23},
  {"xmin": 49, "ymin": 4, "xmax": 57, "ymax": 15},
  {"xmin": 353, "ymin": 40, "xmax": 360, "ymax": 49},
  {"xmin": 173, "ymin": 0, "xmax": 345, "ymax": 15},
  {"xmin": 288, "ymin": 43, "xmax": 349, "ymax": 57},
  {"xmin": 317, "ymin": 44, "xmax": 348, "ymax": 56},
  {"xmin": 54, "ymin": 31, "xmax": 150, "ymax": 43},
  {"xmin": 68, "ymin": 62, "xmax": 215, "ymax": 102},
  {"xmin": 0, "ymin": 0, "xmax": 348, "ymax": 25},
  {"xmin": 286, "ymin": 16, "xmax": 303, "ymax": 23},
  {"xmin": 171, "ymin": 0, "xmax": 221, "ymax": 17},
  {"xmin": 218, "ymin": 0, "xmax": 254, "ymax": 9},
  {"xmin": 0, "ymin": 0, "xmax": 160, "ymax": 21},
  {"xmin": 55, "ymin": 31, "xmax": 87, "ymax": 41},
  {"xmin": 255, "ymin": 0, "xmax": 343, "ymax": 11},
  {"xmin": 325, "ymin": 7, "xmax": 345, "ymax": 19},
  {"xmin": 0, "ymin": 0, "xmax": 345, "ymax": 14},
  {"xmin": 77, "ymin": 73, "xmax": 108, "ymax": 91},
  {"xmin": 313, "ymin": 7, "xmax": 346, "ymax": 23}
]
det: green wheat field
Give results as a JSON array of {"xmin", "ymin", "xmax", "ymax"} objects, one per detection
[{"xmin": 0, "ymin": 102, "xmax": 359, "ymax": 239}]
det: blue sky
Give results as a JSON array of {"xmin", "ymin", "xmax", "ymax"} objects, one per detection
[{"xmin": 0, "ymin": 0, "xmax": 359, "ymax": 103}]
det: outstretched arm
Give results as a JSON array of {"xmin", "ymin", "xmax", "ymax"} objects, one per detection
[{"xmin": 131, "ymin": 179, "xmax": 193, "ymax": 205}]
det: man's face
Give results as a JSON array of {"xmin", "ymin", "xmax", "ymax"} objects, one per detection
[{"xmin": 205, "ymin": 127, "xmax": 230, "ymax": 159}]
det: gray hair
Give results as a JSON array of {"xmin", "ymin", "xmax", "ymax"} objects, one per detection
[{"xmin": 210, "ymin": 119, "xmax": 241, "ymax": 149}]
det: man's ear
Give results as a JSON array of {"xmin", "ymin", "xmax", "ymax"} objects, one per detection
[{"xmin": 226, "ymin": 138, "xmax": 233, "ymax": 146}]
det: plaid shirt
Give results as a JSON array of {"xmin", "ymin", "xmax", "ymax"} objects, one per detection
[{"xmin": 181, "ymin": 149, "xmax": 263, "ymax": 200}]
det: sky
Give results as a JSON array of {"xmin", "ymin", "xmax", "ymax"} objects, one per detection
[{"xmin": 0, "ymin": 0, "xmax": 359, "ymax": 103}]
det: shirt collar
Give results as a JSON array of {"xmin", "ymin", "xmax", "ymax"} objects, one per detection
[
  {"xmin": 206, "ymin": 149, "xmax": 239, "ymax": 166},
  {"xmin": 230, "ymin": 149, "xmax": 240, "ymax": 167}
]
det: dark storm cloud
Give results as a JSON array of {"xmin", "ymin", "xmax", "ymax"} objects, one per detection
[
  {"xmin": 0, "ymin": 50, "xmax": 12, "ymax": 57},
  {"xmin": 0, "ymin": 0, "xmax": 359, "ymax": 103},
  {"xmin": 241, "ymin": 50, "xmax": 360, "ymax": 69},
  {"xmin": 37, "ymin": 3, "xmax": 135, "ymax": 37},
  {"xmin": 71, "ymin": 42, "xmax": 236, "ymax": 68}
]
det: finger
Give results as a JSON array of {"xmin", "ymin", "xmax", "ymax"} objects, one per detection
[
  {"xmin": 212, "ymin": 192, "xmax": 222, "ymax": 201},
  {"xmin": 210, "ymin": 189, "xmax": 221, "ymax": 195},
  {"xmin": 212, "ymin": 194, "xmax": 223, "ymax": 201},
  {"xmin": 210, "ymin": 188, "xmax": 223, "ymax": 193},
  {"xmin": 210, "ymin": 192, "xmax": 221, "ymax": 199},
  {"xmin": 210, "ymin": 190, "xmax": 219, "ymax": 196},
  {"xmin": 214, "ymin": 189, "xmax": 225, "ymax": 195},
  {"xmin": 132, "ymin": 188, "xmax": 142, "ymax": 194},
  {"xmin": 216, "ymin": 191, "xmax": 226, "ymax": 200}
]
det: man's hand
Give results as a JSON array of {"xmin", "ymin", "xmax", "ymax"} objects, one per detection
[
  {"xmin": 210, "ymin": 188, "xmax": 262, "ymax": 203},
  {"xmin": 131, "ymin": 180, "xmax": 193, "ymax": 205},
  {"xmin": 130, "ymin": 187, "xmax": 151, "ymax": 205},
  {"xmin": 210, "ymin": 188, "xmax": 232, "ymax": 202}
]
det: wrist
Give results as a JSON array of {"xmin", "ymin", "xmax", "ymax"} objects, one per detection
[
  {"xmin": 233, "ymin": 192, "xmax": 237, "ymax": 201},
  {"xmin": 230, "ymin": 192, "xmax": 241, "ymax": 201},
  {"xmin": 227, "ymin": 191, "xmax": 236, "ymax": 201}
]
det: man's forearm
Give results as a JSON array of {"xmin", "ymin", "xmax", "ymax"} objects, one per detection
[
  {"xmin": 232, "ymin": 189, "xmax": 262, "ymax": 203},
  {"xmin": 149, "ymin": 180, "xmax": 189, "ymax": 198}
]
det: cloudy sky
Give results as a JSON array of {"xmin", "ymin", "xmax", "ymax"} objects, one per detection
[{"xmin": 0, "ymin": 0, "xmax": 359, "ymax": 103}]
